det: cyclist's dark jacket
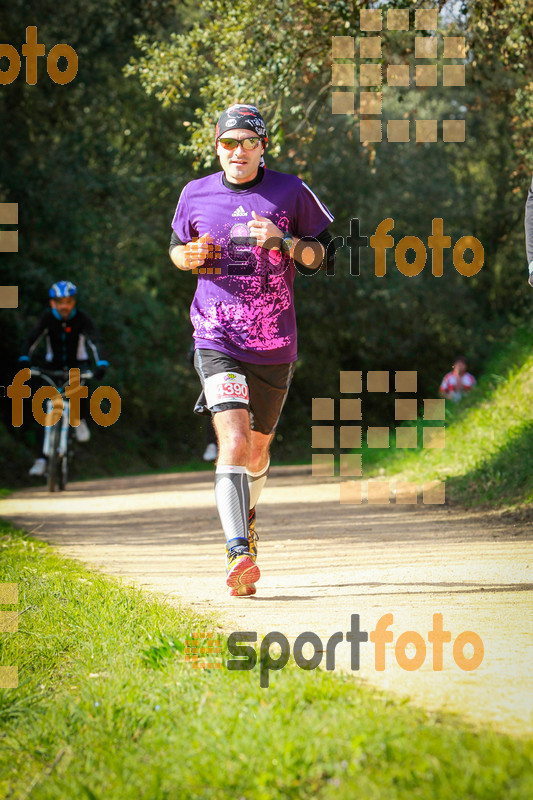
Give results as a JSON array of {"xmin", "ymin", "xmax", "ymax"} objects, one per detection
[{"xmin": 20, "ymin": 308, "xmax": 108, "ymax": 370}]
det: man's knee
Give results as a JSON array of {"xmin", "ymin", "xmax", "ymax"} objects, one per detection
[
  {"xmin": 219, "ymin": 427, "xmax": 249, "ymax": 452},
  {"xmin": 213, "ymin": 410, "xmax": 250, "ymax": 456},
  {"xmin": 248, "ymin": 433, "xmax": 272, "ymax": 472}
]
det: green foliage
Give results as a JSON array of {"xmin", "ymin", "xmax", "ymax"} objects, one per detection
[
  {"xmin": 126, "ymin": 0, "xmax": 533, "ymax": 177},
  {"xmin": 141, "ymin": 632, "xmax": 185, "ymax": 668},
  {"xmin": 467, "ymin": 0, "xmax": 533, "ymax": 182},
  {"xmin": 364, "ymin": 326, "xmax": 533, "ymax": 511},
  {"xmin": 0, "ymin": 0, "xmax": 206, "ymax": 481},
  {"xmin": 128, "ymin": 0, "xmax": 434, "ymax": 166}
]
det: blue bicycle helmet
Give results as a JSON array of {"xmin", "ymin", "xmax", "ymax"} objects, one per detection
[{"xmin": 49, "ymin": 280, "xmax": 77, "ymax": 298}]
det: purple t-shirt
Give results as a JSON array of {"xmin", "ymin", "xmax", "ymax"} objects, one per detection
[{"xmin": 171, "ymin": 168, "xmax": 334, "ymax": 364}]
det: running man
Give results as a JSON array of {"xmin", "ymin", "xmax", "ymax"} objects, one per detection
[
  {"xmin": 169, "ymin": 103, "xmax": 334, "ymax": 596},
  {"xmin": 439, "ymin": 356, "xmax": 476, "ymax": 402},
  {"xmin": 19, "ymin": 280, "xmax": 109, "ymax": 475}
]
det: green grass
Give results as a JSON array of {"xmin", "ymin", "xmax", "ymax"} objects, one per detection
[
  {"xmin": 1, "ymin": 521, "xmax": 532, "ymax": 800},
  {"xmin": 363, "ymin": 327, "xmax": 533, "ymax": 511}
]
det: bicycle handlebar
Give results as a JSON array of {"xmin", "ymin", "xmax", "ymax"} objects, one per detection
[{"xmin": 29, "ymin": 367, "xmax": 94, "ymax": 386}]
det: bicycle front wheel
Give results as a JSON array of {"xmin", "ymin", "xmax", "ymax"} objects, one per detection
[
  {"xmin": 47, "ymin": 425, "xmax": 60, "ymax": 492},
  {"xmin": 58, "ymin": 451, "xmax": 68, "ymax": 491}
]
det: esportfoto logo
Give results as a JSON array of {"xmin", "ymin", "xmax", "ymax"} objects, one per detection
[{"xmin": 332, "ymin": 8, "xmax": 467, "ymax": 143}]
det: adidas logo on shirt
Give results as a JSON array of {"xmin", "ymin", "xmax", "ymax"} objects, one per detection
[{"xmin": 232, "ymin": 205, "xmax": 248, "ymax": 217}]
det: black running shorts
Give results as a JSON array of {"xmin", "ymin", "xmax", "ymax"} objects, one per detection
[{"xmin": 193, "ymin": 348, "xmax": 295, "ymax": 435}]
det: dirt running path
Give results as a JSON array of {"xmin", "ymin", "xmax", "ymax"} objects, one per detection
[{"xmin": 2, "ymin": 467, "xmax": 532, "ymax": 737}]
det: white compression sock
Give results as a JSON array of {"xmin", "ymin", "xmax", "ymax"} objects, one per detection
[
  {"xmin": 214, "ymin": 465, "xmax": 249, "ymax": 545},
  {"xmin": 247, "ymin": 459, "xmax": 270, "ymax": 510}
]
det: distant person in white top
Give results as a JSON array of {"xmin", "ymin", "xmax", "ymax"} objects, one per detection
[{"xmin": 439, "ymin": 356, "xmax": 476, "ymax": 402}]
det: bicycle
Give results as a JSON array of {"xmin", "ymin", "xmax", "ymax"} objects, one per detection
[{"xmin": 30, "ymin": 367, "xmax": 93, "ymax": 492}]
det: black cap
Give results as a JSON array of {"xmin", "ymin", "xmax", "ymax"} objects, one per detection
[{"xmin": 215, "ymin": 104, "xmax": 268, "ymax": 146}]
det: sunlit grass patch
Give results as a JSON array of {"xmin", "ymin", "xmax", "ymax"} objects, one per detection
[{"xmin": 1, "ymin": 520, "xmax": 531, "ymax": 799}]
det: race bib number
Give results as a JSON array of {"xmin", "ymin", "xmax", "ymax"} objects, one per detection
[{"xmin": 204, "ymin": 372, "xmax": 249, "ymax": 408}]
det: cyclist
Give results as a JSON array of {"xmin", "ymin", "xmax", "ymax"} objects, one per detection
[
  {"xmin": 18, "ymin": 280, "xmax": 109, "ymax": 476},
  {"xmin": 170, "ymin": 103, "xmax": 334, "ymax": 596}
]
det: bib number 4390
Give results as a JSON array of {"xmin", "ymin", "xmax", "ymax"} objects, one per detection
[
  {"xmin": 216, "ymin": 381, "xmax": 249, "ymax": 402},
  {"xmin": 205, "ymin": 372, "xmax": 249, "ymax": 407}
]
